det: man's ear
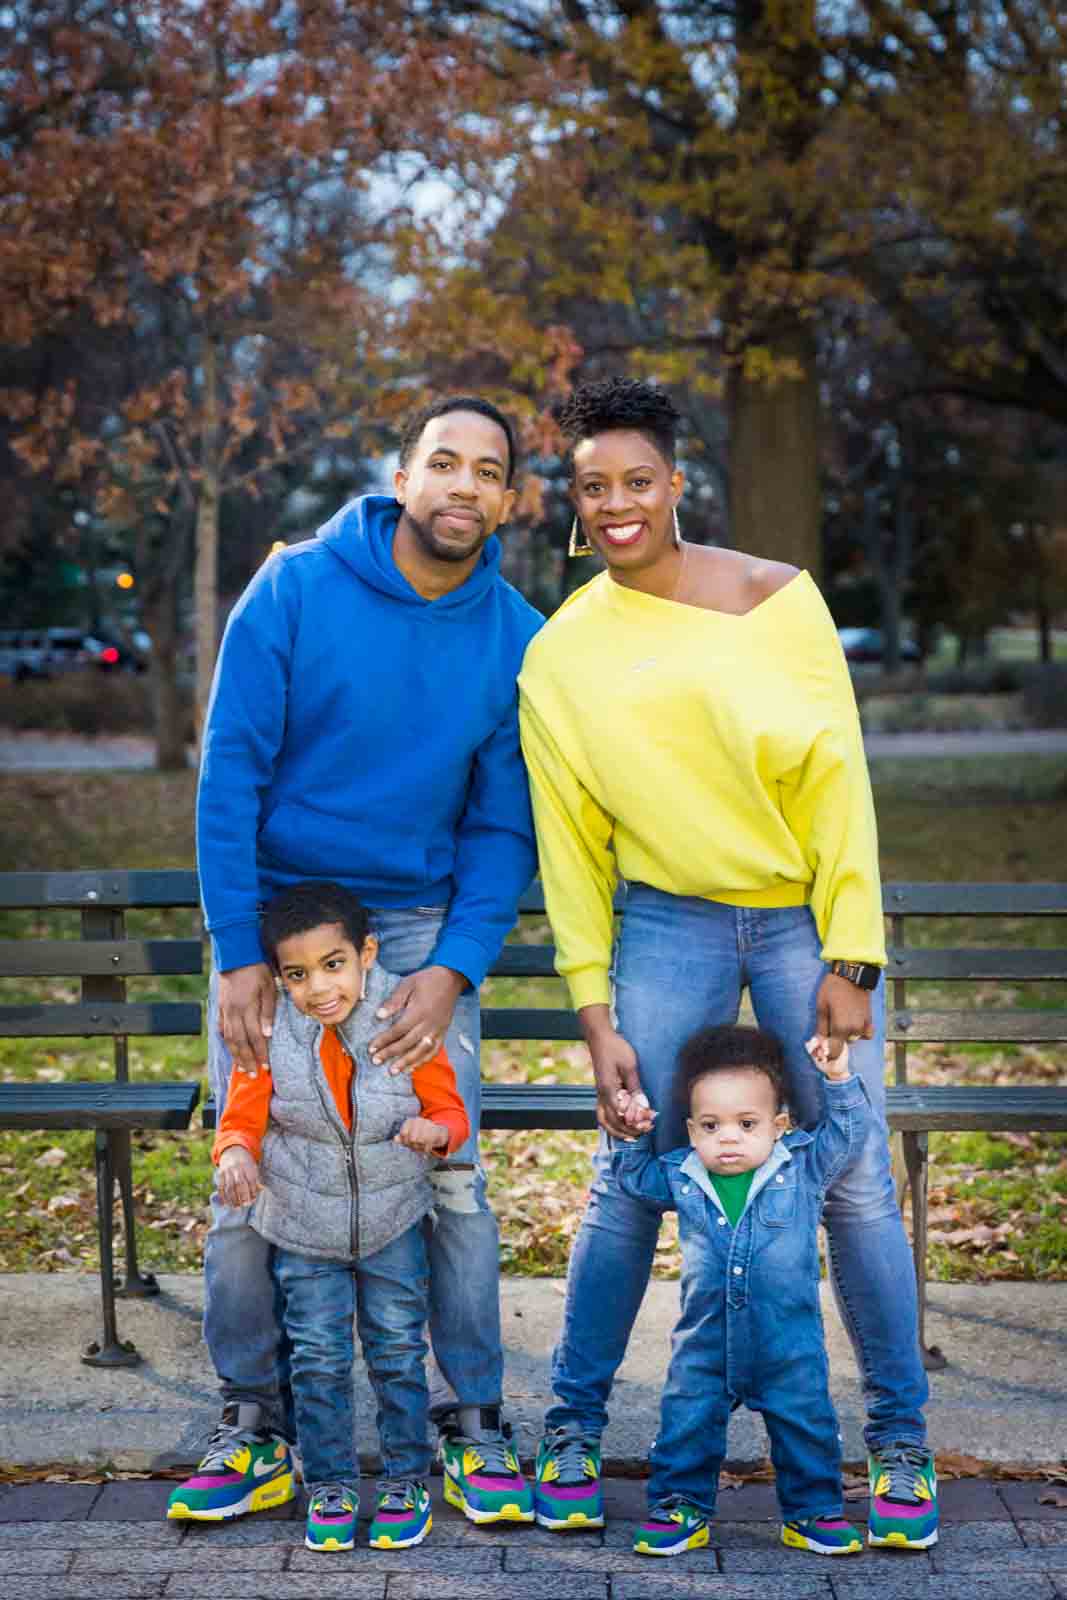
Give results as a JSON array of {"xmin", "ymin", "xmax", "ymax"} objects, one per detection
[
  {"xmin": 495, "ymin": 486, "xmax": 519, "ymax": 530},
  {"xmin": 392, "ymin": 466, "xmax": 408, "ymax": 504}
]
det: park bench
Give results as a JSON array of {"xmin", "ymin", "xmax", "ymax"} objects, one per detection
[{"xmin": 0, "ymin": 871, "xmax": 202, "ymax": 1367}]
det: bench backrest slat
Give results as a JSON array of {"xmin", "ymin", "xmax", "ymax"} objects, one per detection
[
  {"xmin": 0, "ymin": 869, "xmax": 200, "ymax": 910},
  {"xmin": 0, "ymin": 939, "xmax": 203, "ymax": 978},
  {"xmin": 887, "ymin": 949, "xmax": 1067, "ymax": 981},
  {"xmin": 0, "ymin": 1002, "xmax": 202, "ymax": 1038},
  {"xmin": 889, "ymin": 1008, "xmax": 1067, "ymax": 1043}
]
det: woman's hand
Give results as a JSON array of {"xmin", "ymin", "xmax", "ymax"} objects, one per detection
[
  {"xmin": 394, "ymin": 1116, "xmax": 449, "ymax": 1154},
  {"xmin": 579, "ymin": 1004, "xmax": 647, "ymax": 1139},
  {"xmin": 217, "ymin": 1146, "xmax": 260, "ymax": 1208},
  {"xmin": 815, "ymin": 973, "xmax": 873, "ymax": 1061},
  {"xmin": 370, "ymin": 966, "xmax": 465, "ymax": 1074}
]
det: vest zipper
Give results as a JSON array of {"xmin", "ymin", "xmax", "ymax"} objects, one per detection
[{"xmin": 311, "ymin": 1026, "xmax": 359, "ymax": 1257}]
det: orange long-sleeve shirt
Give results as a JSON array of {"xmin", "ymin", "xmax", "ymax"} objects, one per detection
[{"xmin": 213, "ymin": 1024, "xmax": 470, "ymax": 1164}]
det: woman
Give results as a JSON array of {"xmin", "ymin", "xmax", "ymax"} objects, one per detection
[{"xmin": 517, "ymin": 377, "xmax": 934, "ymax": 1549}]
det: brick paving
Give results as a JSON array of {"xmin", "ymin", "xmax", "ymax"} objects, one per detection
[{"xmin": 0, "ymin": 1476, "xmax": 1064, "ymax": 1598}]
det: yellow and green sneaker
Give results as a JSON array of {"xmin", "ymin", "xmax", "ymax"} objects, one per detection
[
  {"xmin": 305, "ymin": 1483, "xmax": 358, "ymax": 1552},
  {"xmin": 166, "ymin": 1403, "xmax": 295, "ymax": 1523},
  {"xmin": 867, "ymin": 1442, "xmax": 939, "ymax": 1549},
  {"xmin": 367, "ymin": 1479, "xmax": 432, "ymax": 1548},
  {"xmin": 782, "ymin": 1516, "xmax": 863, "ymax": 1555},
  {"xmin": 633, "ymin": 1496, "xmax": 711, "ymax": 1557},
  {"xmin": 533, "ymin": 1426, "xmax": 604, "ymax": 1531},
  {"xmin": 438, "ymin": 1407, "xmax": 534, "ymax": 1525}
]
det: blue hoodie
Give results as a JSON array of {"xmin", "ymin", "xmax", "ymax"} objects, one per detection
[{"xmin": 197, "ymin": 494, "xmax": 543, "ymax": 984}]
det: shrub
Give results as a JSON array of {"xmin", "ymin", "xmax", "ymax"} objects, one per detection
[
  {"xmin": 1020, "ymin": 664, "xmax": 1067, "ymax": 729},
  {"xmin": 0, "ymin": 671, "xmax": 174, "ymax": 735}
]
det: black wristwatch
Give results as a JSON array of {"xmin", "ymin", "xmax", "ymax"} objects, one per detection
[{"xmin": 828, "ymin": 959, "xmax": 881, "ymax": 991}]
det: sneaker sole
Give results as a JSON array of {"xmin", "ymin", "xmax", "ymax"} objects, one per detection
[
  {"xmin": 368, "ymin": 1516, "xmax": 432, "ymax": 1549},
  {"xmin": 868, "ymin": 1528, "xmax": 939, "ymax": 1550},
  {"xmin": 167, "ymin": 1472, "xmax": 295, "ymax": 1522},
  {"xmin": 781, "ymin": 1528, "xmax": 862, "ymax": 1556},
  {"xmin": 443, "ymin": 1475, "xmax": 534, "ymax": 1524},
  {"xmin": 534, "ymin": 1509, "xmax": 605, "ymax": 1531},
  {"xmin": 305, "ymin": 1532, "xmax": 355, "ymax": 1552},
  {"xmin": 634, "ymin": 1527, "xmax": 710, "ymax": 1557}
]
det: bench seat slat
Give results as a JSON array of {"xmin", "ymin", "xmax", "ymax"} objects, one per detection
[
  {"xmin": 0, "ymin": 1002, "xmax": 202, "ymax": 1037},
  {"xmin": 0, "ymin": 1081, "xmax": 201, "ymax": 1131},
  {"xmin": 888, "ymin": 1009, "xmax": 1067, "ymax": 1042},
  {"xmin": 0, "ymin": 939, "xmax": 203, "ymax": 979}
]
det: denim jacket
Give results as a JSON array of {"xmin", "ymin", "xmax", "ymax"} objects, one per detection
[{"xmin": 613, "ymin": 1073, "xmax": 872, "ymax": 1393}]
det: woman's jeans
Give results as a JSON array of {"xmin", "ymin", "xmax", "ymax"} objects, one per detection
[
  {"xmin": 203, "ymin": 905, "xmax": 503, "ymax": 1425},
  {"xmin": 545, "ymin": 886, "xmax": 929, "ymax": 1453},
  {"xmin": 272, "ymin": 1225, "xmax": 431, "ymax": 1492}
]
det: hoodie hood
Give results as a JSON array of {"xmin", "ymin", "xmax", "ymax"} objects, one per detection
[{"xmin": 317, "ymin": 493, "xmax": 504, "ymax": 615}]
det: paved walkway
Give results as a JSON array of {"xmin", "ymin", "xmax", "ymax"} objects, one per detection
[{"xmin": 1, "ymin": 1473, "xmax": 1065, "ymax": 1599}]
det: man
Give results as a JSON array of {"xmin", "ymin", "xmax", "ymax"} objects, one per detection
[{"xmin": 169, "ymin": 398, "xmax": 542, "ymax": 1526}]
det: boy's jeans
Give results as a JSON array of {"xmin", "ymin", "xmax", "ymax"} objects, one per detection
[
  {"xmin": 545, "ymin": 886, "xmax": 929, "ymax": 1454},
  {"xmin": 272, "ymin": 1224, "xmax": 431, "ymax": 1491},
  {"xmin": 202, "ymin": 905, "xmax": 503, "ymax": 1423}
]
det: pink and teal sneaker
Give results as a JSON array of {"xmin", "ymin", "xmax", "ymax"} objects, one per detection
[
  {"xmin": 782, "ymin": 1516, "xmax": 863, "ymax": 1555},
  {"xmin": 439, "ymin": 1408, "xmax": 534, "ymax": 1525},
  {"xmin": 633, "ymin": 1497, "xmax": 711, "ymax": 1557},
  {"xmin": 867, "ymin": 1442, "xmax": 939, "ymax": 1549},
  {"xmin": 305, "ymin": 1483, "xmax": 358, "ymax": 1552},
  {"xmin": 533, "ymin": 1427, "xmax": 604, "ymax": 1531},
  {"xmin": 166, "ymin": 1403, "xmax": 295, "ymax": 1522},
  {"xmin": 367, "ymin": 1480, "xmax": 432, "ymax": 1548}
]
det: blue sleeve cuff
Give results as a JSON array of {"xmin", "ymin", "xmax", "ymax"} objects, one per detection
[
  {"xmin": 429, "ymin": 931, "xmax": 492, "ymax": 991},
  {"xmin": 211, "ymin": 920, "xmax": 268, "ymax": 973}
]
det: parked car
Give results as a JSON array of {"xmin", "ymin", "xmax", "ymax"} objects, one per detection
[
  {"xmin": 837, "ymin": 627, "xmax": 922, "ymax": 666},
  {"xmin": 0, "ymin": 627, "xmax": 147, "ymax": 681}
]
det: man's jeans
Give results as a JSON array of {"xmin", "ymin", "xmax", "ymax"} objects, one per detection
[
  {"xmin": 545, "ymin": 885, "xmax": 929, "ymax": 1453},
  {"xmin": 203, "ymin": 905, "xmax": 503, "ymax": 1422},
  {"xmin": 272, "ymin": 1224, "xmax": 431, "ymax": 1492}
]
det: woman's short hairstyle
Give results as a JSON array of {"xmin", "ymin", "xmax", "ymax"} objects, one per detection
[
  {"xmin": 675, "ymin": 1024, "xmax": 789, "ymax": 1115},
  {"xmin": 260, "ymin": 880, "xmax": 372, "ymax": 967},
  {"xmin": 554, "ymin": 377, "xmax": 681, "ymax": 470}
]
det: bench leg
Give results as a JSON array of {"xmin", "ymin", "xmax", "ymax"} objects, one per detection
[
  {"xmin": 112, "ymin": 1128, "xmax": 160, "ymax": 1299},
  {"xmin": 902, "ymin": 1131, "xmax": 947, "ymax": 1372},
  {"xmin": 82, "ymin": 1131, "xmax": 141, "ymax": 1369}
]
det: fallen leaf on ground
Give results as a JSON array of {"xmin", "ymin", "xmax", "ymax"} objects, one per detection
[{"xmin": 34, "ymin": 1147, "xmax": 67, "ymax": 1167}]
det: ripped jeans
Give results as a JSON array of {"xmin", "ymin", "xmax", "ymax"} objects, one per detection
[{"xmin": 202, "ymin": 905, "xmax": 503, "ymax": 1426}]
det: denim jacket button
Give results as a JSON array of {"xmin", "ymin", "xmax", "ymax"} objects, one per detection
[
  {"xmin": 681, "ymin": 1185, "xmax": 691, "ymax": 1194},
  {"xmin": 775, "ymin": 1174, "xmax": 785, "ymax": 1183},
  {"xmin": 733, "ymin": 1266, "xmax": 742, "ymax": 1275},
  {"xmin": 717, "ymin": 1216, "xmax": 726, "ymax": 1225}
]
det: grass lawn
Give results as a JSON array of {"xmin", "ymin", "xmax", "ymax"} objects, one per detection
[{"xmin": 0, "ymin": 756, "xmax": 1065, "ymax": 1282}]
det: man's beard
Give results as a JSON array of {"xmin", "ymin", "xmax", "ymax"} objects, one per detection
[{"xmin": 403, "ymin": 508, "xmax": 488, "ymax": 564}]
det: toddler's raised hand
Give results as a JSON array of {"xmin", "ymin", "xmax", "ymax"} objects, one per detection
[
  {"xmin": 806, "ymin": 1036, "xmax": 851, "ymax": 1081},
  {"xmin": 395, "ymin": 1116, "xmax": 449, "ymax": 1154},
  {"xmin": 217, "ymin": 1146, "xmax": 260, "ymax": 1208},
  {"xmin": 614, "ymin": 1087, "xmax": 657, "ymax": 1135}
]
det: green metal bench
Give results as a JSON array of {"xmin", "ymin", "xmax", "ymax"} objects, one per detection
[{"xmin": 0, "ymin": 871, "xmax": 203, "ymax": 1366}]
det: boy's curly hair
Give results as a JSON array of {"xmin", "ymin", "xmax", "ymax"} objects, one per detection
[
  {"xmin": 676, "ymin": 1024, "xmax": 789, "ymax": 1115},
  {"xmin": 260, "ymin": 880, "xmax": 372, "ymax": 968}
]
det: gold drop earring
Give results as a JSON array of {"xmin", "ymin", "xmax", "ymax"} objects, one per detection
[
  {"xmin": 672, "ymin": 507, "xmax": 682, "ymax": 548},
  {"xmin": 568, "ymin": 516, "xmax": 595, "ymax": 558}
]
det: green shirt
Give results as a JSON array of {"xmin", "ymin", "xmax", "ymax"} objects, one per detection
[{"xmin": 708, "ymin": 1168, "xmax": 755, "ymax": 1226}]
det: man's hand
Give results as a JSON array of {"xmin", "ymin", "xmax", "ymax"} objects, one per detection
[
  {"xmin": 217, "ymin": 1146, "xmax": 261, "ymax": 1208},
  {"xmin": 580, "ymin": 1004, "xmax": 646, "ymax": 1140},
  {"xmin": 218, "ymin": 963, "xmax": 277, "ymax": 1077},
  {"xmin": 370, "ymin": 965, "xmax": 465, "ymax": 1074},
  {"xmin": 394, "ymin": 1116, "xmax": 449, "ymax": 1154},
  {"xmin": 815, "ymin": 972, "xmax": 873, "ymax": 1062}
]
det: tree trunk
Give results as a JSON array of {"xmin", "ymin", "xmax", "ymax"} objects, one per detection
[
  {"xmin": 726, "ymin": 324, "xmax": 821, "ymax": 581},
  {"xmin": 194, "ymin": 335, "xmax": 221, "ymax": 744},
  {"xmin": 143, "ymin": 584, "xmax": 186, "ymax": 771}
]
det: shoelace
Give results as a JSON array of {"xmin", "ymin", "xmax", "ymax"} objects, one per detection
[
  {"xmin": 467, "ymin": 1433, "xmax": 517, "ymax": 1477},
  {"xmin": 547, "ymin": 1429, "xmax": 596, "ymax": 1485},
  {"xmin": 310, "ymin": 1484, "xmax": 355, "ymax": 1518},
  {"xmin": 648, "ymin": 1493, "xmax": 695, "ymax": 1522},
  {"xmin": 876, "ymin": 1443, "xmax": 930, "ymax": 1504},
  {"xmin": 377, "ymin": 1479, "xmax": 420, "ymax": 1512},
  {"xmin": 198, "ymin": 1421, "xmax": 261, "ymax": 1474}
]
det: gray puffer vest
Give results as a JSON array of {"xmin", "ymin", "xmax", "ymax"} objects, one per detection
[{"xmin": 251, "ymin": 963, "xmax": 434, "ymax": 1261}]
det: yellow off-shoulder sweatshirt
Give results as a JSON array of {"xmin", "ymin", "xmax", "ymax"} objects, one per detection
[{"xmin": 517, "ymin": 569, "xmax": 886, "ymax": 1011}]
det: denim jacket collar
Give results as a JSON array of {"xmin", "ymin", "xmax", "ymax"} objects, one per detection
[{"xmin": 678, "ymin": 1127, "xmax": 813, "ymax": 1218}]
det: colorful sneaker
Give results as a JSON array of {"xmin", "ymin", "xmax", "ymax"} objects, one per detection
[
  {"xmin": 782, "ymin": 1516, "xmax": 863, "ymax": 1555},
  {"xmin": 439, "ymin": 1407, "xmax": 534, "ymax": 1525},
  {"xmin": 166, "ymin": 1402, "xmax": 296, "ymax": 1522},
  {"xmin": 867, "ymin": 1442, "xmax": 939, "ymax": 1549},
  {"xmin": 305, "ymin": 1483, "xmax": 358, "ymax": 1552},
  {"xmin": 533, "ymin": 1426, "xmax": 604, "ymax": 1530},
  {"xmin": 633, "ymin": 1496, "xmax": 711, "ymax": 1557},
  {"xmin": 368, "ymin": 1479, "xmax": 432, "ymax": 1548}
]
